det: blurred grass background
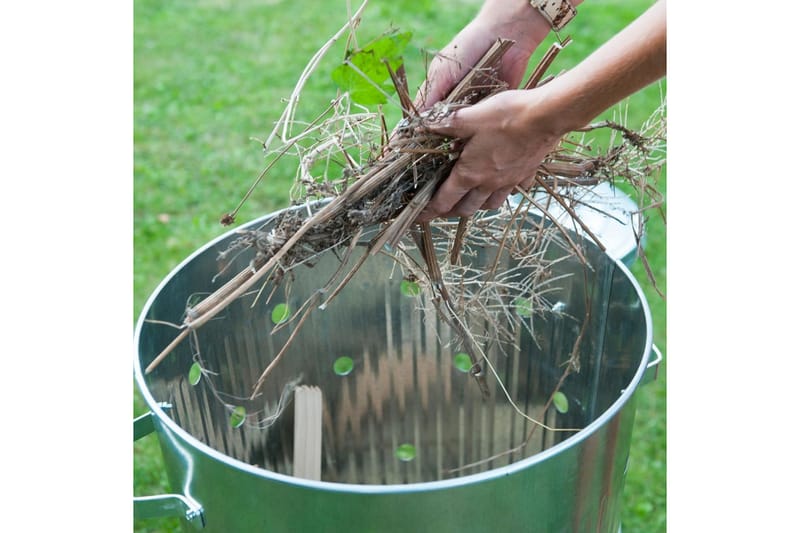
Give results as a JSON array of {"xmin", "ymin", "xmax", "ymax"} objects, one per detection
[{"xmin": 134, "ymin": 0, "xmax": 665, "ymax": 531}]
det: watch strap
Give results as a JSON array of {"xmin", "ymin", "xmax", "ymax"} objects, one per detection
[{"xmin": 531, "ymin": 0, "xmax": 577, "ymax": 32}]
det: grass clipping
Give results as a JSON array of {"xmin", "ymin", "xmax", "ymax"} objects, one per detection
[{"xmin": 144, "ymin": 4, "xmax": 665, "ymax": 414}]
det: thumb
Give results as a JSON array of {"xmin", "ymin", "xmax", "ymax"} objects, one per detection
[
  {"xmin": 423, "ymin": 106, "xmax": 478, "ymax": 140},
  {"xmin": 413, "ymin": 78, "xmax": 445, "ymax": 112}
]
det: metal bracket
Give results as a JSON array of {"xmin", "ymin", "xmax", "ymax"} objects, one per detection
[
  {"xmin": 134, "ymin": 402, "xmax": 172, "ymax": 441},
  {"xmin": 643, "ymin": 344, "xmax": 663, "ymax": 383},
  {"xmin": 134, "ymin": 494, "xmax": 205, "ymax": 529},
  {"xmin": 134, "ymin": 403, "xmax": 205, "ymax": 529}
]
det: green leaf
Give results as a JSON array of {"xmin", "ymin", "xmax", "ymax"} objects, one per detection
[
  {"xmin": 271, "ymin": 303, "xmax": 290, "ymax": 325},
  {"xmin": 230, "ymin": 406, "xmax": 246, "ymax": 428},
  {"xmin": 395, "ymin": 443, "xmax": 416, "ymax": 462},
  {"xmin": 333, "ymin": 356, "xmax": 354, "ymax": 376},
  {"xmin": 514, "ymin": 296, "xmax": 533, "ymax": 318},
  {"xmin": 400, "ymin": 279, "xmax": 421, "ymax": 297},
  {"xmin": 188, "ymin": 362, "xmax": 202, "ymax": 386},
  {"xmin": 362, "ymin": 30, "xmax": 411, "ymax": 69},
  {"xmin": 331, "ymin": 30, "xmax": 412, "ymax": 106},
  {"xmin": 331, "ymin": 63, "xmax": 395, "ymax": 105},
  {"xmin": 453, "ymin": 352, "xmax": 472, "ymax": 373},
  {"xmin": 552, "ymin": 391, "xmax": 569, "ymax": 414}
]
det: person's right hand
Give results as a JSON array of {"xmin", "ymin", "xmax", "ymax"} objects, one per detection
[
  {"xmin": 415, "ymin": 0, "xmax": 552, "ymax": 110},
  {"xmin": 416, "ymin": 88, "xmax": 565, "ymax": 221}
]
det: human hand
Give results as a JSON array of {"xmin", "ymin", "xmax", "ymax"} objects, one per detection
[
  {"xmin": 416, "ymin": 0, "xmax": 551, "ymax": 110},
  {"xmin": 416, "ymin": 89, "xmax": 565, "ymax": 221},
  {"xmin": 414, "ymin": 0, "xmax": 665, "ymax": 222}
]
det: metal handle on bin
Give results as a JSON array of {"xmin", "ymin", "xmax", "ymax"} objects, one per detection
[
  {"xmin": 134, "ymin": 406, "xmax": 206, "ymax": 529},
  {"xmin": 643, "ymin": 344, "xmax": 663, "ymax": 384}
]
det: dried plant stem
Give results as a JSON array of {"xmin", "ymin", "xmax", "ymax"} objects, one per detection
[
  {"xmin": 533, "ymin": 175, "xmax": 606, "ymax": 252},
  {"xmin": 415, "ymin": 222, "xmax": 490, "ymax": 397},
  {"xmin": 250, "ymin": 293, "xmax": 321, "ymax": 399},
  {"xmin": 319, "ymin": 247, "xmax": 371, "ymax": 310},
  {"xmin": 514, "ymin": 185, "xmax": 589, "ymax": 265},
  {"xmin": 449, "ymin": 217, "xmax": 470, "ymax": 265},
  {"xmin": 147, "ymin": 194, "xmax": 355, "ymax": 373},
  {"xmin": 223, "ymin": 0, "xmax": 370, "ymax": 224},
  {"xmin": 370, "ymin": 174, "xmax": 438, "ymax": 252},
  {"xmin": 145, "ymin": 328, "xmax": 191, "ymax": 374},
  {"xmin": 444, "ymin": 301, "xmax": 592, "ymax": 476},
  {"xmin": 445, "ymin": 39, "xmax": 514, "ymax": 103},
  {"xmin": 523, "ymin": 37, "xmax": 572, "ymax": 90}
]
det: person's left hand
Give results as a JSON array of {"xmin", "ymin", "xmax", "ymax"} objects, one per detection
[
  {"xmin": 415, "ymin": 0, "xmax": 548, "ymax": 112},
  {"xmin": 416, "ymin": 89, "xmax": 564, "ymax": 221}
]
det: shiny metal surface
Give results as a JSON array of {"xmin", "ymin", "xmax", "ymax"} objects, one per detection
[{"xmin": 134, "ymin": 206, "xmax": 653, "ymax": 532}]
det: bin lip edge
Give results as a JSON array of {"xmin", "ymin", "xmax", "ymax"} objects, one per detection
[{"xmin": 133, "ymin": 209, "xmax": 654, "ymax": 494}]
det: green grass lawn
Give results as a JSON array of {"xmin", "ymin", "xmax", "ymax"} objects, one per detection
[{"xmin": 134, "ymin": 1, "xmax": 665, "ymax": 531}]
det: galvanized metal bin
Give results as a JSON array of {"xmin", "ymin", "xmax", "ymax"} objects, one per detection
[{"xmin": 134, "ymin": 203, "xmax": 660, "ymax": 532}]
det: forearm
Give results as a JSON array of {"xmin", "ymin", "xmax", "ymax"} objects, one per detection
[{"xmin": 531, "ymin": 0, "xmax": 666, "ymax": 134}]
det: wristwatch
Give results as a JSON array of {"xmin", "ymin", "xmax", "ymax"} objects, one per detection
[{"xmin": 531, "ymin": 0, "xmax": 577, "ymax": 32}]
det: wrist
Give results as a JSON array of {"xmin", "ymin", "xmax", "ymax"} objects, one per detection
[
  {"xmin": 519, "ymin": 83, "xmax": 580, "ymax": 140},
  {"xmin": 476, "ymin": 0, "xmax": 550, "ymax": 51},
  {"xmin": 476, "ymin": 0, "xmax": 583, "ymax": 52}
]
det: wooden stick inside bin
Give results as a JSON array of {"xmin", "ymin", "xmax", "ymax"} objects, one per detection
[{"xmin": 293, "ymin": 386, "xmax": 322, "ymax": 481}]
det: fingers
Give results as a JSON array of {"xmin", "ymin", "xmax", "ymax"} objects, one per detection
[
  {"xmin": 414, "ymin": 92, "xmax": 544, "ymax": 222},
  {"xmin": 416, "ymin": 66, "xmax": 463, "ymax": 111},
  {"xmin": 418, "ymin": 182, "xmax": 524, "ymax": 221},
  {"xmin": 423, "ymin": 110, "xmax": 471, "ymax": 139},
  {"xmin": 416, "ymin": 164, "xmax": 475, "ymax": 222},
  {"xmin": 481, "ymin": 186, "xmax": 516, "ymax": 210},
  {"xmin": 480, "ymin": 176, "xmax": 535, "ymax": 211},
  {"xmin": 415, "ymin": 103, "xmax": 512, "ymax": 221},
  {"xmin": 518, "ymin": 175, "xmax": 535, "ymax": 192},
  {"xmin": 414, "ymin": 46, "xmax": 471, "ymax": 111},
  {"xmin": 414, "ymin": 75, "xmax": 447, "ymax": 112},
  {"xmin": 447, "ymin": 188, "xmax": 493, "ymax": 219},
  {"xmin": 416, "ymin": 168, "xmax": 534, "ymax": 222}
]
